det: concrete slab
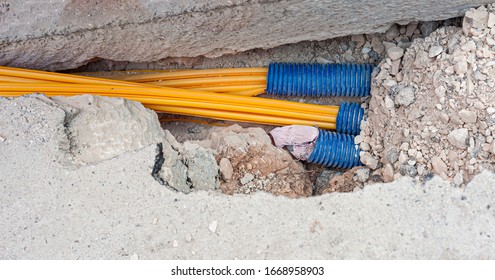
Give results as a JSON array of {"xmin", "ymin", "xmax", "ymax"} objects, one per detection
[{"xmin": 0, "ymin": 0, "xmax": 491, "ymax": 70}]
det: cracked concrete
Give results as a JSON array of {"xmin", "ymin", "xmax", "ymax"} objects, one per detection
[
  {"xmin": 0, "ymin": 94, "xmax": 494, "ymax": 259},
  {"xmin": 0, "ymin": 0, "xmax": 492, "ymax": 70}
]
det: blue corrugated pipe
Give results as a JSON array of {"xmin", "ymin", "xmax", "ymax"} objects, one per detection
[
  {"xmin": 307, "ymin": 129, "xmax": 361, "ymax": 168},
  {"xmin": 266, "ymin": 63, "xmax": 374, "ymax": 97},
  {"xmin": 336, "ymin": 102, "xmax": 364, "ymax": 135}
]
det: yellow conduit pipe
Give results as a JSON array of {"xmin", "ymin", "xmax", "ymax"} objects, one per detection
[
  {"xmin": 0, "ymin": 73, "xmax": 261, "ymax": 95},
  {"xmin": 0, "ymin": 76, "xmax": 62, "ymax": 84},
  {"xmin": 79, "ymin": 69, "xmax": 188, "ymax": 76},
  {"xmin": 148, "ymin": 76, "xmax": 266, "ymax": 87},
  {"xmin": 146, "ymin": 105, "xmax": 337, "ymax": 130},
  {"xmin": 0, "ymin": 84, "xmax": 339, "ymax": 115},
  {"xmin": 226, "ymin": 87, "xmax": 266, "ymax": 97},
  {"xmin": 114, "ymin": 68, "xmax": 268, "ymax": 82},
  {"xmin": 1, "ymin": 67, "xmax": 267, "ymax": 95},
  {"xmin": 182, "ymin": 85, "xmax": 263, "ymax": 93},
  {"xmin": 0, "ymin": 73, "xmax": 258, "ymax": 96},
  {"xmin": 1, "ymin": 90, "xmax": 336, "ymax": 123},
  {"xmin": 0, "ymin": 66, "xmax": 148, "ymax": 87}
]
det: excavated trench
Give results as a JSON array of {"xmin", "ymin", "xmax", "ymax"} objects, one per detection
[
  {"xmin": 47, "ymin": 13, "xmax": 489, "ymax": 197},
  {"xmin": 1, "ymin": 3, "xmax": 495, "ymax": 260}
]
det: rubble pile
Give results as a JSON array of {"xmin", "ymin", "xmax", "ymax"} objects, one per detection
[{"xmin": 359, "ymin": 5, "xmax": 495, "ymax": 186}]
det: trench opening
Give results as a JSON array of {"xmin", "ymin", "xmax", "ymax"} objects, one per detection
[{"xmin": 4, "ymin": 10, "xmax": 494, "ymax": 198}]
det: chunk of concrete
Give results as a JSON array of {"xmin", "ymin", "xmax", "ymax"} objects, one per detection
[
  {"xmin": 447, "ymin": 128, "xmax": 469, "ymax": 149},
  {"xmin": 0, "ymin": 0, "xmax": 490, "ymax": 70},
  {"xmin": 182, "ymin": 142, "xmax": 219, "ymax": 191},
  {"xmin": 53, "ymin": 94, "xmax": 165, "ymax": 163}
]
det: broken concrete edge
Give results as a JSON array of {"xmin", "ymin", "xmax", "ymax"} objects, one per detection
[
  {"xmin": 2, "ymin": 115, "xmax": 494, "ymax": 259},
  {"xmin": 0, "ymin": 94, "xmax": 314, "ymax": 197},
  {"xmin": 1, "ymin": 0, "xmax": 492, "ymax": 70},
  {"xmin": 2, "ymin": 93, "xmax": 488, "ymax": 198}
]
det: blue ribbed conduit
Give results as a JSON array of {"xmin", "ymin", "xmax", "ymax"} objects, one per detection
[
  {"xmin": 307, "ymin": 129, "xmax": 361, "ymax": 168},
  {"xmin": 336, "ymin": 102, "xmax": 364, "ymax": 135},
  {"xmin": 266, "ymin": 63, "xmax": 374, "ymax": 97}
]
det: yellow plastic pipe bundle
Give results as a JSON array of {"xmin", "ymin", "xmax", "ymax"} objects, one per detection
[
  {"xmin": 82, "ymin": 68, "xmax": 269, "ymax": 96},
  {"xmin": 0, "ymin": 66, "xmax": 338, "ymax": 130}
]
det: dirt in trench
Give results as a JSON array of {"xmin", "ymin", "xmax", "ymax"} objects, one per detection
[{"xmin": 66, "ymin": 17, "xmax": 474, "ymax": 197}]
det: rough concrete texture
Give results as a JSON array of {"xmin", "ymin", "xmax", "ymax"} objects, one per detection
[
  {"xmin": 0, "ymin": 0, "xmax": 492, "ymax": 70},
  {"xmin": 52, "ymin": 94, "xmax": 165, "ymax": 163},
  {"xmin": 1, "ymin": 95, "xmax": 494, "ymax": 259},
  {"xmin": 158, "ymin": 133, "xmax": 191, "ymax": 193},
  {"xmin": 182, "ymin": 142, "xmax": 220, "ymax": 191}
]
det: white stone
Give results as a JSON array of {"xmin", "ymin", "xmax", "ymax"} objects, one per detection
[
  {"xmin": 383, "ymin": 79, "xmax": 398, "ymax": 90},
  {"xmin": 382, "ymin": 164, "xmax": 395, "ymax": 182},
  {"xmin": 209, "ymin": 221, "xmax": 218, "ymax": 233},
  {"xmin": 429, "ymin": 46, "xmax": 443, "ymax": 57},
  {"xmin": 399, "ymin": 151, "xmax": 408, "ymax": 164},
  {"xmin": 447, "ymin": 128, "xmax": 469, "ymax": 149},
  {"xmin": 489, "ymin": 13, "xmax": 495, "ymax": 28},
  {"xmin": 400, "ymin": 142, "xmax": 410, "ymax": 151},
  {"xmin": 387, "ymin": 47, "xmax": 405, "ymax": 61},
  {"xmin": 360, "ymin": 142, "xmax": 371, "ymax": 151},
  {"xmin": 385, "ymin": 95, "xmax": 395, "ymax": 110},
  {"xmin": 431, "ymin": 156, "xmax": 448, "ymax": 175},
  {"xmin": 463, "ymin": 6, "xmax": 489, "ymax": 35},
  {"xmin": 351, "ymin": 34, "xmax": 366, "ymax": 47},
  {"xmin": 453, "ymin": 173, "xmax": 464, "ymax": 187},
  {"xmin": 360, "ymin": 154, "xmax": 379, "ymax": 169},
  {"xmin": 455, "ymin": 61, "xmax": 468, "ymax": 75},
  {"xmin": 406, "ymin": 22, "xmax": 419, "ymax": 37},
  {"xmin": 185, "ymin": 233, "xmax": 193, "ymax": 242},
  {"xmin": 240, "ymin": 173, "xmax": 254, "ymax": 185},
  {"xmin": 354, "ymin": 168, "xmax": 370, "ymax": 182},
  {"xmin": 385, "ymin": 24, "xmax": 400, "ymax": 41},
  {"xmin": 461, "ymin": 41, "xmax": 477, "ymax": 52},
  {"xmin": 458, "ymin": 109, "xmax": 477, "ymax": 123},
  {"xmin": 395, "ymin": 86, "xmax": 416, "ymax": 107},
  {"xmin": 384, "ymin": 41, "xmax": 398, "ymax": 51},
  {"xmin": 219, "ymin": 158, "xmax": 234, "ymax": 182}
]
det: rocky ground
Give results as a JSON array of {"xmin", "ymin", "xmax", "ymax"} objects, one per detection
[
  {"xmin": 75, "ymin": 16, "xmax": 471, "ymax": 196},
  {"xmin": 360, "ymin": 5, "xmax": 495, "ymax": 186}
]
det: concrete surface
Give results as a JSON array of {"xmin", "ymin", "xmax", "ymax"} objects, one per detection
[
  {"xmin": 51, "ymin": 95, "xmax": 165, "ymax": 164},
  {"xmin": 1, "ymin": 95, "xmax": 494, "ymax": 259},
  {"xmin": 0, "ymin": 0, "xmax": 492, "ymax": 70}
]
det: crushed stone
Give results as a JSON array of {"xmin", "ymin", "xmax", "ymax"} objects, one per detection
[{"xmin": 360, "ymin": 5, "xmax": 495, "ymax": 186}]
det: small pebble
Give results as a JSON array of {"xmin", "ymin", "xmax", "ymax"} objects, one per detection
[
  {"xmin": 387, "ymin": 47, "xmax": 405, "ymax": 61},
  {"xmin": 240, "ymin": 173, "xmax": 254, "ymax": 185},
  {"xmin": 429, "ymin": 46, "xmax": 443, "ymax": 57},
  {"xmin": 209, "ymin": 221, "xmax": 218, "ymax": 233},
  {"xmin": 185, "ymin": 233, "xmax": 193, "ymax": 242}
]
